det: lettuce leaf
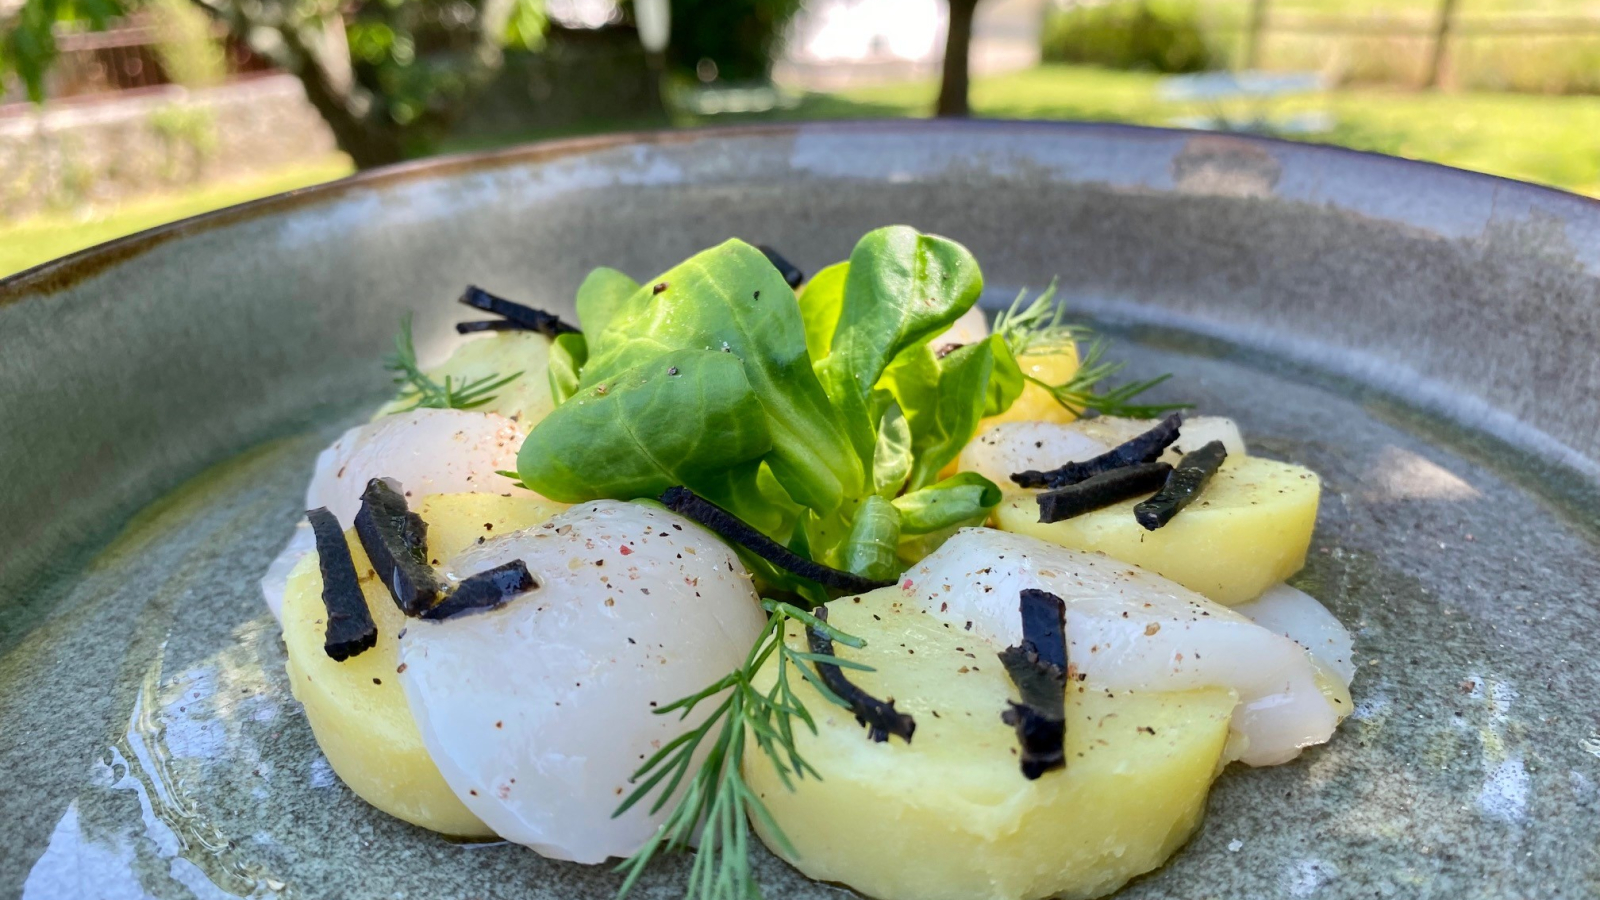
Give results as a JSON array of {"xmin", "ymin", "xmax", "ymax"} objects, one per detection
[
  {"xmin": 894, "ymin": 472, "xmax": 1002, "ymax": 535},
  {"xmin": 814, "ymin": 226, "xmax": 983, "ymax": 463},
  {"xmin": 516, "ymin": 349, "xmax": 778, "ymax": 530},
  {"xmin": 581, "ymin": 239, "xmax": 860, "ymax": 512}
]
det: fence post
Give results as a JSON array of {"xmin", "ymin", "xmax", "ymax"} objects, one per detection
[
  {"xmin": 1245, "ymin": 0, "xmax": 1270, "ymax": 69},
  {"xmin": 1425, "ymin": 0, "xmax": 1459, "ymax": 88}
]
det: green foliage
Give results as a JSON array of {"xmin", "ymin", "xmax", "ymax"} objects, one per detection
[
  {"xmin": 614, "ymin": 599, "xmax": 867, "ymax": 900},
  {"xmin": 579, "ymin": 239, "xmax": 860, "ymax": 513},
  {"xmin": 546, "ymin": 331, "xmax": 587, "ymax": 405},
  {"xmin": 994, "ymin": 284, "xmax": 1184, "ymax": 419},
  {"xmin": 664, "ymin": 0, "xmax": 802, "ymax": 82},
  {"xmin": 881, "ymin": 333, "xmax": 1015, "ymax": 491},
  {"xmin": 518, "ymin": 226, "xmax": 1010, "ymax": 590},
  {"xmin": 1, "ymin": 0, "xmax": 123, "ymax": 102},
  {"xmin": 345, "ymin": 0, "xmax": 545, "ymax": 131},
  {"xmin": 517, "ymin": 348, "xmax": 777, "ymax": 526},
  {"xmin": 574, "ymin": 266, "xmax": 640, "ymax": 336},
  {"xmin": 814, "ymin": 226, "xmax": 984, "ymax": 465},
  {"xmin": 1041, "ymin": 0, "xmax": 1215, "ymax": 74},
  {"xmin": 148, "ymin": 0, "xmax": 223, "ymax": 88},
  {"xmin": 385, "ymin": 313, "xmax": 523, "ymax": 410},
  {"xmin": 893, "ymin": 471, "xmax": 1001, "ymax": 536}
]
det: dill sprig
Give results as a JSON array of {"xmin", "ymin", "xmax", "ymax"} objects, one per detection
[
  {"xmin": 614, "ymin": 599, "xmax": 868, "ymax": 900},
  {"xmin": 385, "ymin": 313, "xmax": 523, "ymax": 411},
  {"xmin": 994, "ymin": 284, "xmax": 1189, "ymax": 420}
]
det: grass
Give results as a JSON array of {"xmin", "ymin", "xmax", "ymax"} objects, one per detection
[
  {"xmin": 0, "ymin": 156, "xmax": 354, "ymax": 278},
  {"xmin": 4, "ymin": 63, "xmax": 1599, "ymax": 279},
  {"xmin": 769, "ymin": 65, "xmax": 1600, "ymax": 196}
]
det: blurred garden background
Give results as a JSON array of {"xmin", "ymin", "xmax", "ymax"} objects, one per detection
[{"xmin": 4, "ymin": 0, "xmax": 1600, "ymax": 277}]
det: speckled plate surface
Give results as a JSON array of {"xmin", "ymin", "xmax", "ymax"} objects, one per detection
[{"xmin": 2, "ymin": 121, "xmax": 1597, "ymax": 900}]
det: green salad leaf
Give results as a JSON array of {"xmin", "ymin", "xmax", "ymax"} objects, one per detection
[
  {"xmin": 814, "ymin": 226, "xmax": 983, "ymax": 463},
  {"xmin": 546, "ymin": 331, "xmax": 587, "ymax": 405},
  {"xmin": 580, "ymin": 239, "xmax": 861, "ymax": 513},
  {"xmin": 515, "ymin": 225, "xmax": 1172, "ymax": 597},
  {"xmin": 796, "ymin": 261, "xmax": 847, "ymax": 362},
  {"xmin": 575, "ymin": 266, "xmax": 640, "ymax": 336},
  {"xmin": 870, "ymin": 402, "xmax": 914, "ymax": 500},
  {"xmin": 516, "ymin": 349, "xmax": 778, "ymax": 530},
  {"xmin": 893, "ymin": 472, "xmax": 1003, "ymax": 535},
  {"xmin": 839, "ymin": 495, "xmax": 902, "ymax": 584},
  {"xmin": 885, "ymin": 333, "xmax": 1015, "ymax": 492}
]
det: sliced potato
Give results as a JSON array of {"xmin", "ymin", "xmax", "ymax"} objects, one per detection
[
  {"xmin": 375, "ymin": 331, "xmax": 556, "ymax": 425},
  {"xmin": 281, "ymin": 492, "xmax": 563, "ymax": 835},
  {"xmin": 746, "ymin": 588, "xmax": 1237, "ymax": 900},
  {"xmin": 995, "ymin": 455, "xmax": 1319, "ymax": 605},
  {"xmin": 981, "ymin": 347, "xmax": 1081, "ymax": 428}
]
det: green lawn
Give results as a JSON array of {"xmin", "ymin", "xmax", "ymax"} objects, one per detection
[
  {"xmin": 4, "ymin": 64, "xmax": 1599, "ymax": 279},
  {"xmin": 0, "ymin": 157, "xmax": 354, "ymax": 278},
  {"xmin": 780, "ymin": 66, "xmax": 1600, "ymax": 196}
]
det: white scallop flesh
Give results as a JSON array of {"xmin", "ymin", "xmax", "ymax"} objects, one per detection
[
  {"xmin": 957, "ymin": 421, "xmax": 1112, "ymax": 488},
  {"xmin": 306, "ymin": 407, "xmax": 531, "ymax": 522},
  {"xmin": 933, "ymin": 304, "xmax": 990, "ymax": 348},
  {"xmin": 1234, "ymin": 583, "xmax": 1356, "ymax": 687},
  {"xmin": 259, "ymin": 523, "xmax": 315, "ymax": 621},
  {"xmin": 396, "ymin": 500, "xmax": 767, "ymax": 863},
  {"xmin": 259, "ymin": 408, "xmax": 533, "ymax": 620},
  {"xmin": 901, "ymin": 528, "xmax": 1341, "ymax": 766},
  {"xmin": 958, "ymin": 415, "xmax": 1247, "ymax": 489},
  {"xmin": 1078, "ymin": 415, "xmax": 1248, "ymax": 464}
]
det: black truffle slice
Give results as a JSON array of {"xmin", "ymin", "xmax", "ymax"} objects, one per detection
[
  {"xmin": 454, "ymin": 320, "xmax": 524, "ymax": 334},
  {"xmin": 354, "ymin": 478, "xmax": 441, "ymax": 616},
  {"xmin": 807, "ymin": 607, "xmax": 916, "ymax": 743},
  {"xmin": 1036, "ymin": 462, "xmax": 1172, "ymax": 524},
  {"xmin": 307, "ymin": 506, "xmax": 379, "ymax": 661},
  {"xmin": 757, "ymin": 244, "xmax": 805, "ymax": 288},
  {"xmin": 1134, "ymin": 439, "xmax": 1227, "ymax": 531},
  {"xmin": 420, "ymin": 561, "xmax": 537, "ymax": 621},
  {"xmin": 457, "ymin": 285, "xmax": 581, "ymax": 337},
  {"xmin": 659, "ymin": 486, "xmax": 894, "ymax": 594},
  {"xmin": 999, "ymin": 588, "xmax": 1068, "ymax": 780},
  {"xmin": 1011, "ymin": 413, "xmax": 1183, "ymax": 490}
]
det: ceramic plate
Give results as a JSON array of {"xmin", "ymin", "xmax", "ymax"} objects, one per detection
[{"xmin": 2, "ymin": 122, "xmax": 1596, "ymax": 900}]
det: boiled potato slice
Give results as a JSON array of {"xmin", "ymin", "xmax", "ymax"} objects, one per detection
[
  {"xmin": 746, "ymin": 588, "xmax": 1237, "ymax": 900},
  {"xmin": 375, "ymin": 331, "xmax": 555, "ymax": 425},
  {"xmin": 995, "ymin": 455, "xmax": 1319, "ymax": 605},
  {"xmin": 981, "ymin": 347, "xmax": 1081, "ymax": 428},
  {"xmin": 281, "ymin": 492, "xmax": 562, "ymax": 835}
]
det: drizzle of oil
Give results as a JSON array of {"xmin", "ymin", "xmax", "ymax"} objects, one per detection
[{"xmin": 25, "ymin": 633, "xmax": 294, "ymax": 899}]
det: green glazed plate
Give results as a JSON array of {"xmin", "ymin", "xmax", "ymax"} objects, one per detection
[{"xmin": 1, "ymin": 122, "xmax": 1596, "ymax": 900}]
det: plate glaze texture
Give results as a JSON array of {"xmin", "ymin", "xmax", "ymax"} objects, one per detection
[{"xmin": 1, "ymin": 121, "xmax": 1597, "ymax": 900}]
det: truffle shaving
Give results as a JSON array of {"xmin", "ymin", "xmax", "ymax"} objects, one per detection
[
  {"xmin": 457, "ymin": 285, "xmax": 581, "ymax": 337},
  {"xmin": 1134, "ymin": 439, "xmax": 1227, "ymax": 531},
  {"xmin": 307, "ymin": 506, "xmax": 379, "ymax": 661},
  {"xmin": 757, "ymin": 244, "xmax": 805, "ymax": 288},
  {"xmin": 659, "ymin": 486, "xmax": 894, "ymax": 594},
  {"xmin": 1011, "ymin": 413, "xmax": 1183, "ymax": 490},
  {"xmin": 1036, "ymin": 461, "xmax": 1172, "ymax": 524},
  {"xmin": 421, "ymin": 561, "xmax": 538, "ymax": 621},
  {"xmin": 807, "ymin": 607, "xmax": 916, "ymax": 743},
  {"xmin": 454, "ymin": 320, "xmax": 524, "ymax": 334},
  {"xmin": 354, "ymin": 477, "xmax": 441, "ymax": 616},
  {"xmin": 998, "ymin": 589, "xmax": 1068, "ymax": 780}
]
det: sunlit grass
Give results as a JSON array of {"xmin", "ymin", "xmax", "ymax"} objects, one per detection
[
  {"xmin": 4, "ymin": 63, "xmax": 1599, "ymax": 279},
  {"xmin": 0, "ymin": 155, "xmax": 353, "ymax": 278},
  {"xmin": 777, "ymin": 65, "xmax": 1600, "ymax": 197}
]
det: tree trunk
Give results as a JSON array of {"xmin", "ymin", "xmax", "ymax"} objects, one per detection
[
  {"xmin": 189, "ymin": 0, "xmax": 408, "ymax": 168},
  {"xmin": 936, "ymin": 0, "xmax": 981, "ymax": 118},
  {"xmin": 290, "ymin": 53, "xmax": 407, "ymax": 168}
]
